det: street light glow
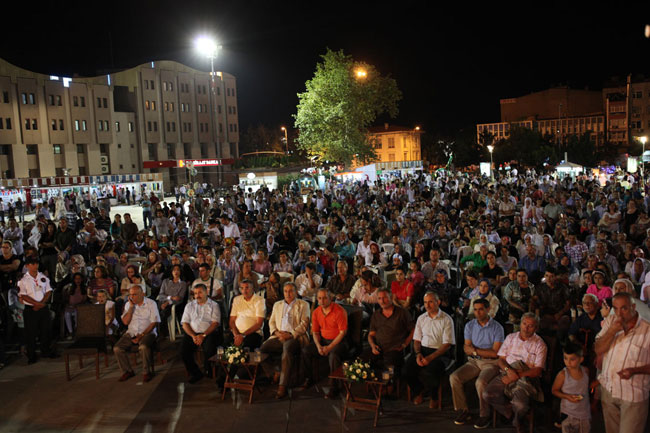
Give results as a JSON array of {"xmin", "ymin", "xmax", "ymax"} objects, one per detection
[
  {"xmin": 355, "ymin": 68, "xmax": 367, "ymax": 79},
  {"xmin": 195, "ymin": 36, "xmax": 218, "ymax": 58},
  {"xmin": 641, "ymin": 136, "xmax": 648, "ymax": 145},
  {"xmin": 487, "ymin": 145, "xmax": 494, "ymax": 153}
]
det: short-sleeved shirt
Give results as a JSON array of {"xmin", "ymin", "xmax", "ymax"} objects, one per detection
[
  {"xmin": 230, "ymin": 294, "xmax": 265, "ymax": 335},
  {"xmin": 464, "ymin": 318, "xmax": 504, "ymax": 351},
  {"xmin": 370, "ymin": 306, "xmax": 413, "ymax": 351},
  {"xmin": 312, "ymin": 302, "xmax": 347, "ymax": 341},
  {"xmin": 122, "ymin": 297, "xmax": 161, "ymax": 337},
  {"xmin": 391, "ymin": 280, "xmax": 414, "ymax": 301},
  {"xmin": 497, "ymin": 332, "xmax": 547, "ymax": 369},
  {"xmin": 18, "ymin": 272, "xmax": 52, "ymax": 306},
  {"xmin": 597, "ymin": 314, "xmax": 650, "ymax": 402},
  {"xmin": 181, "ymin": 298, "xmax": 221, "ymax": 334},
  {"xmin": 413, "ymin": 310, "xmax": 455, "ymax": 349}
]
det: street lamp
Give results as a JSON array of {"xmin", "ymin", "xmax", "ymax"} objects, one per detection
[
  {"xmin": 487, "ymin": 145, "xmax": 495, "ymax": 181},
  {"xmin": 194, "ymin": 36, "xmax": 223, "ymax": 183},
  {"xmin": 281, "ymin": 126, "xmax": 288, "ymax": 153},
  {"xmin": 354, "ymin": 68, "xmax": 367, "ymax": 79},
  {"xmin": 640, "ymin": 135, "xmax": 648, "ymax": 195}
]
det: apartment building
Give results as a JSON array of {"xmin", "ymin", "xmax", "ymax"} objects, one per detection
[
  {"xmin": 0, "ymin": 57, "xmax": 239, "ymax": 189},
  {"xmin": 368, "ymin": 123, "xmax": 422, "ymax": 164},
  {"xmin": 603, "ymin": 76, "xmax": 650, "ymax": 149}
]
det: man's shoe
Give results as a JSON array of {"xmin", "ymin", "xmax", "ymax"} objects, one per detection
[
  {"xmin": 143, "ymin": 373, "xmax": 153, "ymax": 383},
  {"xmin": 189, "ymin": 374, "xmax": 204, "ymax": 384},
  {"xmin": 118, "ymin": 371, "xmax": 135, "ymax": 382},
  {"xmin": 324, "ymin": 387, "xmax": 339, "ymax": 399},
  {"xmin": 275, "ymin": 385, "xmax": 287, "ymax": 399},
  {"xmin": 413, "ymin": 393, "xmax": 424, "ymax": 405},
  {"xmin": 474, "ymin": 416, "xmax": 491, "ymax": 429},
  {"xmin": 454, "ymin": 410, "xmax": 471, "ymax": 425}
]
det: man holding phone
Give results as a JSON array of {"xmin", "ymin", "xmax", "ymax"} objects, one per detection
[{"xmin": 113, "ymin": 285, "xmax": 161, "ymax": 382}]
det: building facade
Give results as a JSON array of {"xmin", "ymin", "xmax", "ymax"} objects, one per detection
[
  {"xmin": 476, "ymin": 115, "xmax": 605, "ymax": 147},
  {"xmin": 0, "ymin": 57, "xmax": 239, "ymax": 190},
  {"xmin": 603, "ymin": 76, "xmax": 650, "ymax": 150},
  {"xmin": 500, "ymin": 87, "xmax": 602, "ymax": 123},
  {"xmin": 368, "ymin": 123, "xmax": 422, "ymax": 164}
]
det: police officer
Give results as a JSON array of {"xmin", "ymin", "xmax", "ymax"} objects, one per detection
[{"xmin": 18, "ymin": 257, "xmax": 57, "ymax": 364}]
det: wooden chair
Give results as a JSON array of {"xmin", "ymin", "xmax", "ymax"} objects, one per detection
[{"xmin": 64, "ymin": 304, "xmax": 108, "ymax": 381}]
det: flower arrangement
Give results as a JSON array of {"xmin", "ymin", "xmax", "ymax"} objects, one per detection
[
  {"xmin": 343, "ymin": 358, "xmax": 376, "ymax": 383},
  {"xmin": 223, "ymin": 345, "xmax": 247, "ymax": 366}
]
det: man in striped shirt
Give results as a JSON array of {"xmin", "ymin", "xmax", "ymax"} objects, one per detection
[{"xmin": 595, "ymin": 292, "xmax": 650, "ymax": 433}]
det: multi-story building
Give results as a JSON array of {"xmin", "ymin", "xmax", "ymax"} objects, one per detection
[
  {"xmin": 476, "ymin": 115, "xmax": 605, "ymax": 147},
  {"xmin": 0, "ymin": 57, "xmax": 239, "ymax": 191},
  {"xmin": 368, "ymin": 123, "xmax": 422, "ymax": 164},
  {"xmin": 477, "ymin": 87, "xmax": 606, "ymax": 148},
  {"xmin": 500, "ymin": 87, "xmax": 602, "ymax": 123},
  {"xmin": 603, "ymin": 75, "xmax": 650, "ymax": 150}
]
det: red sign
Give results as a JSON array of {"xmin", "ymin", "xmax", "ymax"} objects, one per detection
[{"xmin": 143, "ymin": 158, "xmax": 235, "ymax": 169}]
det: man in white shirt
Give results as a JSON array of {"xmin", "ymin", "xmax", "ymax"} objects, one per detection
[
  {"xmin": 405, "ymin": 291, "xmax": 455, "ymax": 407},
  {"xmin": 260, "ymin": 282, "xmax": 310, "ymax": 399},
  {"xmin": 181, "ymin": 284, "xmax": 221, "ymax": 384},
  {"xmin": 113, "ymin": 285, "xmax": 161, "ymax": 382},
  {"xmin": 295, "ymin": 262, "xmax": 322, "ymax": 303},
  {"xmin": 229, "ymin": 279, "xmax": 265, "ymax": 350},
  {"xmin": 595, "ymin": 292, "xmax": 650, "ymax": 433},
  {"xmin": 4, "ymin": 219, "xmax": 23, "ymax": 256},
  {"xmin": 18, "ymin": 257, "xmax": 56, "ymax": 364},
  {"xmin": 221, "ymin": 215, "xmax": 241, "ymax": 241}
]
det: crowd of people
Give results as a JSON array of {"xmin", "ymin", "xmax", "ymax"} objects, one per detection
[{"xmin": 0, "ymin": 170, "xmax": 649, "ymax": 433}]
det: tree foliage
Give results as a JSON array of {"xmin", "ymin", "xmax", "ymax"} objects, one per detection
[
  {"xmin": 293, "ymin": 49, "xmax": 402, "ymax": 166},
  {"xmin": 239, "ymin": 123, "xmax": 286, "ymax": 155}
]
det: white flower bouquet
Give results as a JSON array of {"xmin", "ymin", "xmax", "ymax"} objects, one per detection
[
  {"xmin": 343, "ymin": 358, "xmax": 376, "ymax": 383},
  {"xmin": 223, "ymin": 345, "xmax": 247, "ymax": 366}
]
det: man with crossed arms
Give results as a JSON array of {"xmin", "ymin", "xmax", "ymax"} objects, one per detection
[{"xmin": 450, "ymin": 297, "xmax": 504, "ymax": 427}]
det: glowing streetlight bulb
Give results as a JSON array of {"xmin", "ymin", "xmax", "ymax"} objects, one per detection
[
  {"xmin": 487, "ymin": 145, "xmax": 494, "ymax": 153},
  {"xmin": 195, "ymin": 36, "xmax": 218, "ymax": 57},
  {"xmin": 355, "ymin": 68, "xmax": 367, "ymax": 79}
]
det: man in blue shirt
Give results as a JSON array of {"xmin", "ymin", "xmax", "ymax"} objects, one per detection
[
  {"xmin": 518, "ymin": 244, "xmax": 546, "ymax": 284},
  {"xmin": 450, "ymin": 298, "xmax": 505, "ymax": 428}
]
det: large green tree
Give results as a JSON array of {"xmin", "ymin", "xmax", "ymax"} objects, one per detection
[{"xmin": 293, "ymin": 49, "xmax": 402, "ymax": 165}]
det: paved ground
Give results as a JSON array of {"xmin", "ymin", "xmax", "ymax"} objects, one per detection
[{"xmin": 0, "ymin": 339, "xmax": 620, "ymax": 433}]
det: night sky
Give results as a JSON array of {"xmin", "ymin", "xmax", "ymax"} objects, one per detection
[{"xmin": 2, "ymin": 1, "xmax": 648, "ymax": 136}]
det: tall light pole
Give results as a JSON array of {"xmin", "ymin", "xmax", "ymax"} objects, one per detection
[
  {"xmin": 195, "ymin": 36, "xmax": 223, "ymax": 185},
  {"xmin": 281, "ymin": 126, "xmax": 288, "ymax": 153},
  {"xmin": 640, "ymin": 135, "xmax": 648, "ymax": 195},
  {"xmin": 487, "ymin": 145, "xmax": 495, "ymax": 181}
]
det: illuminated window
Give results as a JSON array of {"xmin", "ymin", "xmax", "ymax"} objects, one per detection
[
  {"xmin": 52, "ymin": 120, "xmax": 57, "ymax": 130},
  {"xmin": 53, "ymin": 144, "xmax": 62, "ymax": 154},
  {"xmin": 128, "ymin": 122, "xmax": 134, "ymax": 132},
  {"xmin": 29, "ymin": 93, "xmax": 35, "ymax": 104},
  {"xmin": 75, "ymin": 120, "xmax": 80, "ymax": 131},
  {"xmin": 82, "ymin": 120, "xmax": 87, "ymax": 131}
]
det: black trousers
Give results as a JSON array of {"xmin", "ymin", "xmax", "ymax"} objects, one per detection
[
  {"xmin": 404, "ymin": 346, "xmax": 447, "ymax": 396},
  {"xmin": 217, "ymin": 333, "xmax": 263, "ymax": 385},
  {"xmin": 181, "ymin": 333, "xmax": 220, "ymax": 377},
  {"xmin": 24, "ymin": 305, "xmax": 53, "ymax": 360},
  {"xmin": 301, "ymin": 338, "xmax": 348, "ymax": 386}
]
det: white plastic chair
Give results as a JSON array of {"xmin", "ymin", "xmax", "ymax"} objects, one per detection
[
  {"xmin": 167, "ymin": 304, "xmax": 183, "ymax": 342},
  {"xmin": 382, "ymin": 243, "xmax": 395, "ymax": 256}
]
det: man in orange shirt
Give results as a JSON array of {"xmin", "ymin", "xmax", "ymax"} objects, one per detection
[{"xmin": 300, "ymin": 288, "xmax": 348, "ymax": 398}]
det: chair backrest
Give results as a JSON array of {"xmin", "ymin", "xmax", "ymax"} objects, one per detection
[
  {"xmin": 75, "ymin": 304, "xmax": 106, "ymax": 339},
  {"xmin": 384, "ymin": 270, "xmax": 397, "ymax": 288},
  {"xmin": 457, "ymin": 246, "xmax": 474, "ymax": 264},
  {"xmin": 382, "ymin": 243, "xmax": 395, "ymax": 256},
  {"xmin": 277, "ymin": 272, "xmax": 294, "ymax": 287},
  {"xmin": 341, "ymin": 304, "xmax": 363, "ymax": 356}
]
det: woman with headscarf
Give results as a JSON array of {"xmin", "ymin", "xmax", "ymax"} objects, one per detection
[
  {"xmin": 364, "ymin": 242, "xmax": 387, "ymax": 268},
  {"xmin": 467, "ymin": 278, "xmax": 500, "ymax": 319},
  {"xmin": 586, "ymin": 270, "xmax": 613, "ymax": 306},
  {"xmin": 626, "ymin": 257, "xmax": 649, "ymax": 287},
  {"xmin": 521, "ymin": 197, "xmax": 534, "ymax": 224}
]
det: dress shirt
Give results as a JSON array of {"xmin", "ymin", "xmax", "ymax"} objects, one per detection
[
  {"xmin": 598, "ymin": 314, "xmax": 650, "ymax": 402},
  {"xmin": 464, "ymin": 318, "xmax": 504, "ymax": 351},
  {"xmin": 181, "ymin": 298, "xmax": 221, "ymax": 334},
  {"xmin": 17, "ymin": 272, "xmax": 52, "ymax": 306},
  {"xmin": 280, "ymin": 299, "xmax": 296, "ymax": 332},
  {"xmin": 413, "ymin": 310, "xmax": 455, "ymax": 349},
  {"xmin": 223, "ymin": 222, "xmax": 240, "ymax": 239},
  {"xmin": 498, "ymin": 332, "xmax": 546, "ymax": 369},
  {"xmin": 122, "ymin": 297, "xmax": 160, "ymax": 337}
]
